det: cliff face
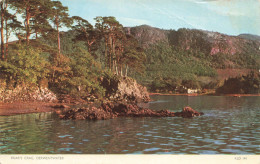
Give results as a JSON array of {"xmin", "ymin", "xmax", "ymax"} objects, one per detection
[
  {"xmin": 125, "ymin": 25, "xmax": 169, "ymax": 48},
  {"xmin": 169, "ymin": 29, "xmax": 260, "ymax": 56},
  {"xmin": 112, "ymin": 77, "xmax": 150, "ymax": 102},
  {"xmin": 101, "ymin": 76, "xmax": 150, "ymax": 103},
  {"xmin": 126, "ymin": 25, "xmax": 260, "ymax": 56}
]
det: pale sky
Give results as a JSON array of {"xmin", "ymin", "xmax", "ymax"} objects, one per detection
[{"xmin": 60, "ymin": 0, "xmax": 260, "ymax": 36}]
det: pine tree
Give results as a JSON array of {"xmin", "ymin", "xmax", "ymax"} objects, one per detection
[
  {"xmin": 0, "ymin": 1, "xmax": 5, "ymax": 60},
  {"xmin": 0, "ymin": 0, "xmax": 22, "ymax": 60},
  {"xmin": 13, "ymin": 0, "xmax": 53, "ymax": 45},
  {"xmin": 94, "ymin": 16, "xmax": 124, "ymax": 72},
  {"xmin": 49, "ymin": 1, "xmax": 72, "ymax": 57},
  {"xmin": 72, "ymin": 16, "xmax": 101, "ymax": 56}
]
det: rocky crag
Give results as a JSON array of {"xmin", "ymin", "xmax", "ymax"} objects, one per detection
[
  {"xmin": 125, "ymin": 25, "xmax": 168, "ymax": 48},
  {"xmin": 101, "ymin": 76, "xmax": 150, "ymax": 103},
  {"xmin": 0, "ymin": 75, "xmax": 150, "ymax": 104},
  {"xmin": 0, "ymin": 86, "xmax": 57, "ymax": 102}
]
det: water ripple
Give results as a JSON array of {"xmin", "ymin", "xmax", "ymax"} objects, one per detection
[{"xmin": 0, "ymin": 96, "xmax": 260, "ymax": 154}]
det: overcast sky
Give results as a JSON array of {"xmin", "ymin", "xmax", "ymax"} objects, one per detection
[{"xmin": 59, "ymin": 0, "xmax": 260, "ymax": 36}]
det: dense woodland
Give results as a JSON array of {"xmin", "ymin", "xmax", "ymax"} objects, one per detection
[{"xmin": 0, "ymin": 0, "xmax": 259, "ymax": 97}]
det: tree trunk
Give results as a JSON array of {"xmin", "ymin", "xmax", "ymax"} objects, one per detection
[
  {"xmin": 1, "ymin": 2, "xmax": 5, "ymax": 60},
  {"xmin": 5, "ymin": 17, "xmax": 8, "ymax": 60},
  {"xmin": 56, "ymin": 18, "xmax": 60, "ymax": 54},
  {"xmin": 109, "ymin": 36, "xmax": 112, "ymax": 70},
  {"xmin": 57, "ymin": 28, "xmax": 60, "ymax": 54},
  {"xmin": 112, "ymin": 38, "xmax": 116, "ymax": 70},
  {"xmin": 105, "ymin": 40, "xmax": 107, "ymax": 68},
  {"xmin": 26, "ymin": 6, "xmax": 31, "ymax": 45},
  {"xmin": 115, "ymin": 60, "xmax": 118, "ymax": 75},
  {"xmin": 120, "ymin": 65, "xmax": 123, "ymax": 77},
  {"xmin": 56, "ymin": 17, "xmax": 61, "ymax": 64},
  {"xmin": 88, "ymin": 45, "xmax": 91, "ymax": 54},
  {"xmin": 125, "ymin": 64, "xmax": 128, "ymax": 77}
]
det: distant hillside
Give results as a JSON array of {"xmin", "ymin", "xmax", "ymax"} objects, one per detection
[
  {"xmin": 126, "ymin": 25, "xmax": 260, "ymax": 92},
  {"xmin": 238, "ymin": 34, "xmax": 260, "ymax": 42},
  {"xmin": 127, "ymin": 25, "xmax": 260, "ymax": 56},
  {"xmin": 126, "ymin": 25, "xmax": 260, "ymax": 69}
]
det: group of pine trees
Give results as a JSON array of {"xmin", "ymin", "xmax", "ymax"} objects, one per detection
[
  {"xmin": 1, "ymin": 0, "xmax": 258, "ymax": 96},
  {"xmin": 0, "ymin": 0, "xmax": 145, "ymax": 98}
]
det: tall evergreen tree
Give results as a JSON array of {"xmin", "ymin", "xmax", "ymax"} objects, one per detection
[
  {"xmin": 49, "ymin": 1, "xmax": 72, "ymax": 57},
  {"xmin": 14, "ymin": 0, "xmax": 52, "ymax": 45},
  {"xmin": 0, "ymin": 1, "xmax": 5, "ymax": 60},
  {"xmin": 4, "ymin": 11, "xmax": 22, "ymax": 58},
  {"xmin": 94, "ymin": 16, "xmax": 124, "ymax": 72},
  {"xmin": 0, "ymin": 0, "xmax": 22, "ymax": 60},
  {"xmin": 72, "ymin": 16, "xmax": 101, "ymax": 56}
]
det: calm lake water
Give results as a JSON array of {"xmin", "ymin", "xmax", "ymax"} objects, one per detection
[{"xmin": 0, "ymin": 95, "xmax": 259, "ymax": 154}]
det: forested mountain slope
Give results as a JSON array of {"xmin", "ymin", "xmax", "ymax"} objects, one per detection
[{"xmin": 126, "ymin": 25, "xmax": 260, "ymax": 91}]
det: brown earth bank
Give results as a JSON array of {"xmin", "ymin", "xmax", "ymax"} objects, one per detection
[
  {"xmin": 0, "ymin": 93, "xmax": 95, "ymax": 116},
  {"xmin": 0, "ymin": 102, "xmax": 59, "ymax": 116}
]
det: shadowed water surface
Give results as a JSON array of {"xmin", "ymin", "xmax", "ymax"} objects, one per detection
[{"xmin": 0, "ymin": 95, "xmax": 259, "ymax": 154}]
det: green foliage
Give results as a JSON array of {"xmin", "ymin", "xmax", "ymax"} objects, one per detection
[
  {"xmin": 48, "ymin": 46, "xmax": 105, "ymax": 98},
  {"xmin": 0, "ymin": 44, "xmax": 49, "ymax": 85},
  {"xmin": 132, "ymin": 42, "xmax": 217, "ymax": 91},
  {"xmin": 1, "ymin": 41, "xmax": 106, "ymax": 99}
]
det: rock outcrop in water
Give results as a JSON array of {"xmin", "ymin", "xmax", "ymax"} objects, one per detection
[
  {"xmin": 58, "ymin": 102, "xmax": 203, "ymax": 120},
  {"xmin": 101, "ymin": 76, "xmax": 150, "ymax": 103},
  {"xmin": 175, "ymin": 106, "xmax": 204, "ymax": 118}
]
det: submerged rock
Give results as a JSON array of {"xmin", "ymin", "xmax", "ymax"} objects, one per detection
[
  {"xmin": 59, "ymin": 106, "xmax": 116, "ymax": 120},
  {"xmin": 58, "ymin": 102, "xmax": 203, "ymax": 120},
  {"xmin": 175, "ymin": 106, "xmax": 204, "ymax": 118}
]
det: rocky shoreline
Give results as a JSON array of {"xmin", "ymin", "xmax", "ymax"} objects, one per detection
[
  {"xmin": 58, "ymin": 102, "xmax": 204, "ymax": 120},
  {"xmin": 0, "ymin": 77, "xmax": 204, "ymax": 118},
  {"xmin": 0, "ymin": 100, "xmax": 204, "ymax": 119}
]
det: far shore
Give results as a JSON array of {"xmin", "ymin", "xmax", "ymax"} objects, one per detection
[
  {"xmin": 149, "ymin": 93, "xmax": 200, "ymax": 96},
  {"xmin": 1, "ymin": 93, "xmax": 260, "ymax": 116},
  {"xmin": 149, "ymin": 92, "xmax": 260, "ymax": 97}
]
